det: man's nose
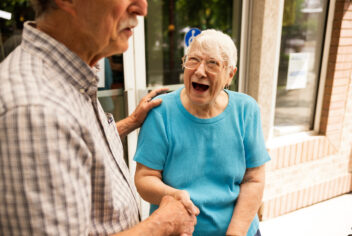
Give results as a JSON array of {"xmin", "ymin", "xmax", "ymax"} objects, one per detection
[{"xmin": 129, "ymin": 0, "xmax": 148, "ymax": 16}]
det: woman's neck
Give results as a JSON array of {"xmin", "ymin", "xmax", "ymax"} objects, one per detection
[{"xmin": 181, "ymin": 89, "xmax": 229, "ymax": 119}]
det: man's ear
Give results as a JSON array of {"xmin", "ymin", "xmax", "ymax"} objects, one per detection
[{"xmin": 54, "ymin": 0, "xmax": 77, "ymax": 16}]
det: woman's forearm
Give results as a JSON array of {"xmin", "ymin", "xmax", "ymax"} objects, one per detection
[
  {"xmin": 134, "ymin": 163, "xmax": 180, "ymax": 205},
  {"xmin": 135, "ymin": 174, "xmax": 179, "ymax": 205},
  {"xmin": 226, "ymin": 165, "xmax": 266, "ymax": 236}
]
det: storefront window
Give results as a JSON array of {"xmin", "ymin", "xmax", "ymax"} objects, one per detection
[
  {"xmin": 97, "ymin": 55, "xmax": 126, "ymax": 121},
  {"xmin": 0, "ymin": 0, "xmax": 34, "ymax": 62},
  {"xmin": 145, "ymin": 0, "xmax": 242, "ymax": 91},
  {"xmin": 274, "ymin": 0, "xmax": 329, "ymax": 136}
]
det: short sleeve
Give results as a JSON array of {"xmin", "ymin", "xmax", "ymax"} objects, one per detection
[
  {"xmin": 0, "ymin": 105, "xmax": 91, "ymax": 235},
  {"xmin": 134, "ymin": 108, "xmax": 168, "ymax": 170},
  {"xmin": 243, "ymin": 102, "xmax": 271, "ymax": 168}
]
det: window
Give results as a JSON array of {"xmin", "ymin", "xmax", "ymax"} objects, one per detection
[
  {"xmin": 274, "ymin": 0, "xmax": 329, "ymax": 136},
  {"xmin": 0, "ymin": 0, "xmax": 34, "ymax": 62},
  {"xmin": 145, "ymin": 0, "xmax": 242, "ymax": 91}
]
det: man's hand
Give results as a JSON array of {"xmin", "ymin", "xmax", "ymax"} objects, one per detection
[
  {"xmin": 130, "ymin": 87, "xmax": 169, "ymax": 128},
  {"xmin": 116, "ymin": 87, "xmax": 168, "ymax": 138},
  {"xmin": 173, "ymin": 190, "xmax": 200, "ymax": 216},
  {"xmin": 154, "ymin": 195, "xmax": 198, "ymax": 236}
]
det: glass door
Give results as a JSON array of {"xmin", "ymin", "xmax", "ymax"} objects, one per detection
[{"xmin": 144, "ymin": 0, "xmax": 243, "ymax": 92}]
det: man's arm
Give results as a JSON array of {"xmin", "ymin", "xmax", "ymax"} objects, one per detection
[
  {"xmin": 116, "ymin": 88, "xmax": 169, "ymax": 139},
  {"xmin": 0, "ymin": 105, "xmax": 92, "ymax": 235},
  {"xmin": 112, "ymin": 195, "xmax": 197, "ymax": 236},
  {"xmin": 226, "ymin": 165, "xmax": 266, "ymax": 236}
]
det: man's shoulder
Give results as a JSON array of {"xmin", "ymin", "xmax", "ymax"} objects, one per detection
[
  {"xmin": 0, "ymin": 47, "xmax": 40, "ymax": 109},
  {"xmin": 0, "ymin": 47, "xmax": 73, "ymax": 118}
]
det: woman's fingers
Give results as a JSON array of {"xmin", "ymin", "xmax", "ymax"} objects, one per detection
[{"xmin": 174, "ymin": 190, "xmax": 199, "ymax": 216}]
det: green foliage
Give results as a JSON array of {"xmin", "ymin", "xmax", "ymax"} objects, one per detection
[
  {"xmin": 145, "ymin": 0, "xmax": 237, "ymax": 85},
  {"xmin": 0, "ymin": 0, "xmax": 32, "ymax": 27},
  {"xmin": 1, "ymin": 0, "xmax": 30, "ymax": 13}
]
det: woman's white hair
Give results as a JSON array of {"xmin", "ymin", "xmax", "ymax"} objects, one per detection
[{"xmin": 186, "ymin": 29, "xmax": 238, "ymax": 70}]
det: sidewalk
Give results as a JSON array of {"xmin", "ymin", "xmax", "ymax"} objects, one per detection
[{"xmin": 259, "ymin": 193, "xmax": 352, "ymax": 236}]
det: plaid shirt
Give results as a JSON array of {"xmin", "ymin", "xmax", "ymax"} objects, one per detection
[{"xmin": 0, "ymin": 22, "xmax": 140, "ymax": 235}]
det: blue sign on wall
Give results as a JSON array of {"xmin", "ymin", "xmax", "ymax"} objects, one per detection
[{"xmin": 184, "ymin": 28, "xmax": 201, "ymax": 47}]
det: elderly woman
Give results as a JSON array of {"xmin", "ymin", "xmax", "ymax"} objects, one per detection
[{"xmin": 134, "ymin": 29, "xmax": 270, "ymax": 236}]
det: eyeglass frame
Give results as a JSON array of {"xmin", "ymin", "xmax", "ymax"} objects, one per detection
[{"xmin": 182, "ymin": 55, "xmax": 229, "ymax": 74}]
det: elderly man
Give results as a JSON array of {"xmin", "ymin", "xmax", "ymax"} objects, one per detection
[{"xmin": 0, "ymin": 0, "xmax": 197, "ymax": 235}]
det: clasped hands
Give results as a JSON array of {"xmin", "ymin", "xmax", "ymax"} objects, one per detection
[{"xmin": 157, "ymin": 190, "xmax": 199, "ymax": 236}]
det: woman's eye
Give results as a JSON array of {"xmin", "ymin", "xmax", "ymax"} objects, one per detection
[
  {"xmin": 208, "ymin": 60, "xmax": 219, "ymax": 66},
  {"xmin": 189, "ymin": 57, "xmax": 200, "ymax": 62}
]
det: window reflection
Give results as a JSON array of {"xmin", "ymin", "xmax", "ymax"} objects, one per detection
[
  {"xmin": 274, "ymin": 0, "xmax": 328, "ymax": 136},
  {"xmin": 0, "ymin": 0, "xmax": 34, "ymax": 62},
  {"xmin": 145, "ymin": 0, "xmax": 242, "ymax": 91},
  {"xmin": 97, "ymin": 55, "xmax": 126, "ymax": 121}
]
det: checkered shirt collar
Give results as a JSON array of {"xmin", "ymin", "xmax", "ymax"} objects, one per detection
[{"xmin": 21, "ymin": 21, "xmax": 99, "ymax": 96}]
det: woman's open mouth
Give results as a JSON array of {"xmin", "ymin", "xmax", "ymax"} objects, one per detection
[{"xmin": 192, "ymin": 82, "xmax": 209, "ymax": 92}]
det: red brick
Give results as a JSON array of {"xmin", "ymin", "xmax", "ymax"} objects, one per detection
[
  {"xmin": 318, "ymin": 138, "xmax": 325, "ymax": 158},
  {"xmin": 283, "ymin": 145, "xmax": 290, "ymax": 168},
  {"xmin": 333, "ymin": 77, "xmax": 350, "ymax": 86},
  {"xmin": 332, "ymin": 69, "xmax": 350, "ymax": 78},
  {"xmin": 327, "ymin": 115, "xmax": 344, "ymax": 126},
  {"xmin": 334, "ymin": 62, "xmax": 352, "ymax": 70},
  {"xmin": 339, "ymin": 36, "xmax": 352, "ymax": 45},
  {"xmin": 332, "ymin": 84, "xmax": 349, "ymax": 94},
  {"xmin": 336, "ymin": 53, "xmax": 352, "ymax": 62},
  {"xmin": 326, "ymin": 122, "xmax": 343, "ymax": 132},
  {"xmin": 336, "ymin": 45, "xmax": 352, "ymax": 54},
  {"xmin": 289, "ymin": 144, "xmax": 296, "ymax": 166},
  {"xmin": 341, "ymin": 19, "xmax": 352, "ymax": 28},
  {"xmin": 335, "ymin": 1, "xmax": 346, "ymax": 13},
  {"xmin": 278, "ymin": 147, "xmax": 285, "ymax": 169},
  {"xmin": 331, "ymin": 95, "xmax": 347, "ymax": 104},
  {"xmin": 320, "ymin": 116, "xmax": 328, "ymax": 133},
  {"xmin": 339, "ymin": 29, "xmax": 352, "ymax": 37},
  {"xmin": 328, "ymin": 100, "xmax": 346, "ymax": 110},
  {"xmin": 307, "ymin": 140, "xmax": 314, "ymax": 161},
  {"xmin": 302, "ymin": 141, "xmax": 308, "ymax": 163},
  {"xmin": 327, "ymin": 108, "xmax": 346, "ymax": 117},
  {"xmin": 334, "ymin": 9, "xmax": 345, "ymax": 21},
  {"xmin": 343, "ymin": 11, "xmax": 352, "ymax": 20},
  {"xmin": 296, "ymin": 143, "xmax": 302, "ymax": 165}
]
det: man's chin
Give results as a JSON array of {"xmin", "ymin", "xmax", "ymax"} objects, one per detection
[{"xmin": 106, "ymin": 40, "xmax": 129, "ymax": 55}]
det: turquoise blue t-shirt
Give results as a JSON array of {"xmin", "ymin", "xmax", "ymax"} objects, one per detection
[{"xmin": 134, "ymin": 88, "xmax": 270, "ymax": 236}]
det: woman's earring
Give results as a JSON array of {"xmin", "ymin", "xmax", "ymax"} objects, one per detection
[{"xmin": 224, "ymin": 84, "xmax": 230, "ymax": 90}]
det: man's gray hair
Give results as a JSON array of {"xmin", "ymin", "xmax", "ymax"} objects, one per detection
[
  {"xmin": 30, "ymin": 0, "xmax": 58, "ymax": 17},
  {"xmin": 186, "ymin": 29, "xmax": 238, "ymax": 69}
]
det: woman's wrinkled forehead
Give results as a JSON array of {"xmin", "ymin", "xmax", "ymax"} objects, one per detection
[{"xmin": 188, "ymin": 40, "xmax": 222, "ymax": 60}]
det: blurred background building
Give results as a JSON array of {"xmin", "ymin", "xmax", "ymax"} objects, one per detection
[{"xmin": 1, "ymin": 0, "xmax": 351, "ymax": 223}]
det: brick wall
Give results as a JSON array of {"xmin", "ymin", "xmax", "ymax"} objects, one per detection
[{"xmin": 260, "ymin": 0, "xmax": 352, "ymax": 220}]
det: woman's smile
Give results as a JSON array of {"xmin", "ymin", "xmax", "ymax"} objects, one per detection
[{"xmin": 192, "ymin": 82, "xmax": 209, "ymax": 92}]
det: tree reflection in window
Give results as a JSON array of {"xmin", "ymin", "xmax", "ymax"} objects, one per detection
[
  {"xmin": 145, "ymin": 0, "xmax": 242, "ymax": 91},
  {"xmin": 0, "ymin": 0, "xmax": 34, "ymax": 62},
  {"xmin": 274, "ymin": 0, "xmax": 328, "ymax": 136}
]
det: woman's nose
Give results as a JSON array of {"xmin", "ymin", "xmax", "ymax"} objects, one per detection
[{"xmin": 194, "ymin": 61, "xmax": 207, "ymax": 77}]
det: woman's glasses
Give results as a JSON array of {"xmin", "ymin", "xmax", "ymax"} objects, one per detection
[{"xmin": 182, "ymin": 56, "xmax": 225, "ymax": 74}]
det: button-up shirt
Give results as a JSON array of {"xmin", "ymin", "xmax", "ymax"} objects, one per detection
[{"xmin": 0, "ymin": 22, "xmax": 140, "ymax": 235}]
